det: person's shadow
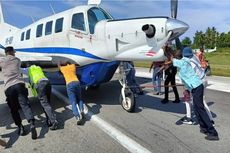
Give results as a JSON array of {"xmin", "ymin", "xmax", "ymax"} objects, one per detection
[{"xmin": 0, "ymin": 92, "xmax": 74, "ymax": 148}]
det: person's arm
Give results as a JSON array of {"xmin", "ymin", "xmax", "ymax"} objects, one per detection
[
  {"xmin": 57, "ymin": 62, "xmax": 61, "ymax": 69},
  {"xmin": 149, "ymin": 62, "xmax": 154, "ymax": 73}
]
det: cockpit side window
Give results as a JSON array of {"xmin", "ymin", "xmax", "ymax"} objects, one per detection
[
  {"xmin": 71, "ymin": 13, "xmax": 85, "ymax": 31},
  {"xmin": 87, "ymin": 7, "xmax": 111, "ymax": 34}
]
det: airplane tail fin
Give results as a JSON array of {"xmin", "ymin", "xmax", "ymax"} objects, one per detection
[{"xmin": 0, "ymin": 2, "xmax": 19, "ymax": 41}]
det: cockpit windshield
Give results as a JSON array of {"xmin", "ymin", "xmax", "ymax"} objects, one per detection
[{"xmin": 87, "ymin": 7, "xmax": 112, "ymax": 34}]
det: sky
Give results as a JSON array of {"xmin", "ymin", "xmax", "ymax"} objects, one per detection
[{"xmin": 1, "ymin": 0, "xmax": 230, "ymax": 41}]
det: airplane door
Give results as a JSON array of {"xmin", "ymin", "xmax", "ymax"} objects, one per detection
[
  {"xmin": 69, "ymin": 12, "xmax": 89, "ymax": 52},
  {"xmin": 69, "ymin": 9, "xmax": 110, "ymax": 65},
  {"xmin": 69, "ymin": 12, "xmax": 100, "ymax": 64}
]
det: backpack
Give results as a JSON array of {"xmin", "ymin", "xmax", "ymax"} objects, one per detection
[{"xmin": 190, "ymin": 56, "xmax": 205, "ymax": 80}]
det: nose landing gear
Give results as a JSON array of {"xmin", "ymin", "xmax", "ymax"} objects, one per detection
[{"xmin": 118, "ymin": 62, "xmax": 136, "ymax": 112}]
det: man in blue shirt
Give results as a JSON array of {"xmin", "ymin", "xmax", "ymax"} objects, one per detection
[{"xmin": 171, "ymin": 47, "xmax": 219, "ymax": 141}]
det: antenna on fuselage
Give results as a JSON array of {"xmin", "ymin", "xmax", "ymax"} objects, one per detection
[
  {"xmin": 30, "ymin": 16, "xmax": 35, "ymax": 23},
  {"xmin": 49, "ymin": 4, "xmax": 56, "ymax": 15},
  {"xmin": 88, "ymin": 0, "xmax": 101, "ymax": 6}
]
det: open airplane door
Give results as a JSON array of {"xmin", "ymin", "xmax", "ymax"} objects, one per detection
[{"xmin": 88, "ymin": 0, "xmax": 101, "ymax": 5}]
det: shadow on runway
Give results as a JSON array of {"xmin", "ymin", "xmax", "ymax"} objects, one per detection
[
  {"xmin": 79, "ymin": 78, "xmax": 217, "ymax": 122},
  {"xmin": 0, "ymin": 76, "xmax": 218, "ymax": 148},
  {"xmin": 0, "ymin": 93, "xmax": 73, "ymax": 148}
]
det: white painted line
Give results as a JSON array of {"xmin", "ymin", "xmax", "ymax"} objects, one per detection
[{"xmin": 52, "ymin": 89, "xmax": 152, "ymax": 153}]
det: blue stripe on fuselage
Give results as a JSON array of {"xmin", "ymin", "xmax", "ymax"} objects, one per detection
[
  {"xmin": 0, "ymin": 45, "xmax": 105, "ymax": 60},
  {"xmin": 14, "ymin": 47, "xmax": 106, "ymax": 60}
]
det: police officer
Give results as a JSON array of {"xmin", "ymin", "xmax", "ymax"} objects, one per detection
[
  {"xmin": 27, "ymin": 65, "xmax": 58, "ymax": 130},
  {"xmin": 0, "ymin": 46, "xmax": 37, "ymax": 140}
]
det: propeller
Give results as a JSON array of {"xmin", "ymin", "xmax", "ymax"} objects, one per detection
[
  {"xmin": 170, "ymin": 0, "xmax": 182, "ymax": 50},
  {"xmin": 171, "ymin": 0, "xmax": 178, "ymax": 19}
]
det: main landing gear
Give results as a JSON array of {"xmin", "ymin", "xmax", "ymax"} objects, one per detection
[{"xmin": 118, "ymin": 62, "xmax": 135, "ymax": 112}]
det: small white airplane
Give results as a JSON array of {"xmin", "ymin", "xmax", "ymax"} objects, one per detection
[{"xmin": 0, "ymin": 0, "xmax": 188, "ymax": 112}]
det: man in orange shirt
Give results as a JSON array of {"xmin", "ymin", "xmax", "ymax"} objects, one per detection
[
  {"xmin": 196, "ymin": 47, "xmax": 207, "ymax": 69},
  {"xmin": 58, "ymin": 62, "xmax": 85, "ymax": 125}
]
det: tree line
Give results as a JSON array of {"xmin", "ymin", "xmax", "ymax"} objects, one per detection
[{"xmin": 181, "ymin": 27, "xmax": 230, "ymax": 49}]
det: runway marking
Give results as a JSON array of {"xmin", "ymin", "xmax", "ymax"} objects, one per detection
[{"xmin": 52, "ymin": 89, "xmax": 152, "ymax": 153}]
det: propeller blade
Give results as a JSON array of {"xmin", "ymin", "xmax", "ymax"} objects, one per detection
[{"xmin": 171, "ymin": 0, "xmax": 178, "ymax": 19}]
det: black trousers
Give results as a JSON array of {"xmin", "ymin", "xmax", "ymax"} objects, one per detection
[
  {"xmin": 192, "ymin": 84, "xmax": 218, "ymax": 135},
  {"xmin": 164, "ymin": 74, "xmax": 179, "ymax": 100},
  {"xmin": 5, "ymin": 83, "xmax": 34, "ymax": 126},
  {"xmin": 36, "ymin": 80, "xmax": 56, "ymax": 123}
]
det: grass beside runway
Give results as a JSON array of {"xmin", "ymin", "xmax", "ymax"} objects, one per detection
[{"xmin": 135, "ymin": 47, "xmax": 230, "ymax": 77}]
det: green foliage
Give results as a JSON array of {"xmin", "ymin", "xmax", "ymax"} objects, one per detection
[
  {"xmin": 181, "ymin": 37, "xmax": 192, "ymax": 46},
  {"xmin": 192, "ymin": 26, "xmax": 230, "ymax": 48},
  {"xmin": 134, "ymin": 48, "xmax": 230, "ymax": 77}
]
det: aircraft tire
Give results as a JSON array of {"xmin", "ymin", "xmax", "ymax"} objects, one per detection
[{"xmin": 119, "ymin": 89, "xmax": 135, "ymax": 112}]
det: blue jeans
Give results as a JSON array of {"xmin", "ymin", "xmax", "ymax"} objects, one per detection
[
  {"xmin": 67, "ymin": 81, "xmax": 84, "ymax": 118},
  {"xmin": 152, "ymin": 67, "xmax": 161, "ymax": 93}
]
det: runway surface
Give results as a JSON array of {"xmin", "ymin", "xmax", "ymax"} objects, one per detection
[{"xmin": 0, "ymin": 69, "xmax": 230, "ymax": 153}]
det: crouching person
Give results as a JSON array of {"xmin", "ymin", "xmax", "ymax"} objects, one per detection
[
  {"xmin": 0, "ymin": 46, "xmax": 37, "ymax": 140},
  {"xmin": 58, "ymin": 62, "xmax": 85, "ymax": 125},
  {"xmin": 26, "ymin": 65, "xmax": 58, "ymax": 130}
]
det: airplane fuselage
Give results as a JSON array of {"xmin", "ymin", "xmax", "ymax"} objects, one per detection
[{"xmin": 0, "ymin": 5, "xmax": 188, "ymax": 66}]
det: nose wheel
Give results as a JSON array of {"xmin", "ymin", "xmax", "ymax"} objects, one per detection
[
  {"xmin": 118, "ymin": 62, "xmax": 136, "ymax": 112},
  {"xmin": 119, "ymin": 88, "xmax": 135, "ymax": 112}
]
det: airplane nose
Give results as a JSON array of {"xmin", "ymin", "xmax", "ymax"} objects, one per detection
[{"xmin": 166, "ymin": 18, "xmax": 189, "ymax": 40}]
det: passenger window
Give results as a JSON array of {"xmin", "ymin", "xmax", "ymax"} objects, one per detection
[
  {"xmin": 45, "ymin": 21, "xmax": 53, "ymax": 35},
  {"xmin": 21, "ymin": 32, "xmax": 25, "ymax": 41},
  {"xmin": 71, "ymin": 13, "xmax": 85, "ymax": 31},
  {"xmin": 36, "ymin": 24, "xmax": 43, "ymax": 37},
  {"xmin": 26, "ymin": 29, "xmax": 31, "ymax": 40},
  {"xmin": 55, "ymin": 18, "xmax": 63, "ymax": 33}
]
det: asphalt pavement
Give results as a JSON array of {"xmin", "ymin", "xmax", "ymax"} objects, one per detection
[{"xmin": 0, "ymin": 69, "xmax": 230, "ymax": 153}]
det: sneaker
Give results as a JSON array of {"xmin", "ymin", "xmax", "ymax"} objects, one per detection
[
  {"xmin": 180, "ymin": 116, "xmax": 194, "ymax": 125},
  {"xmin": 76, "ymin": 117, "xmax": 82, "ymax": 125},
  {"xmin": 30, "ymin": 124, "xmax": 37, "ymax": 140},
  {"xmin": 205, "ymin": 134, "xmax": 219, "ymax": 141},
  {"xmin": 211, "ymin": 120, "xmax": 215, "ymax": 127},
  {"xmin": 17, "ymin": 125, "xmax": 26, "ymax": 136},
  {"xmin": 81, "ymin": 111, "xmax": 85, "ymax": 119},
  {"xmin": 172, "ymin": 99, "xmax": 180, "ymax": 103},
  {"xmin": 161, "ymin": 99, "xmax": 169, "ymax": 104},
  {"xmin": 0, "ymin": 139, "xmax": 7, "ymax": 147},
  {"xmin": 157, "ymin": 92, "xmax": 162, "ymax": 95},
  {"xmin": 50, "ymin": 120, "xmax": 58, "ymax": 130}
]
